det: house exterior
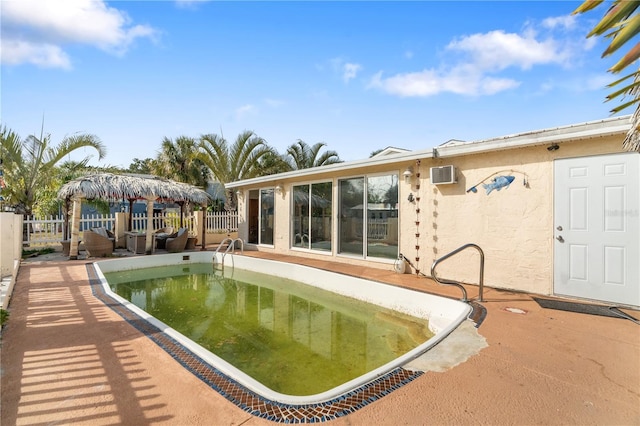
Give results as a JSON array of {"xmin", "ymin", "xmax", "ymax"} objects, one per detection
[{"xmin": 226, "ymin": 115, "xmax": 640, "ymax": 308}]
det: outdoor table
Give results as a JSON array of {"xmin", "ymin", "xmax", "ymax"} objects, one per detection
[{"xmin": 125, "ymin": 232, "xmax": 153, "ymax": 254}]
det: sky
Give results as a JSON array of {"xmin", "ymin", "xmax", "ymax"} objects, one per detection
[{"xmin": 0, "ymin": 0, "xmax": 630, "ymax": 169}]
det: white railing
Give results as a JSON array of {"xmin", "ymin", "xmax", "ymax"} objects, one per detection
[
  {"xmin": 23, "ymin": 215, "xmax": 66, "ymax": 245},
  {"xmin": 368, "ymin": 219, "xmax": 389, "ymax": 240},
  {"xmin": 207, "ymin": 211, "xmax": 238, "ymax": 232},
  {"xmin": 23, "ymin": 213, "xmax": 117, "ymax": 246},
  {"xmin": 22, "ymin": 211, "xmax": 238, "ymax": 246},
  {"xmin": 130, "ymin": 213, "xmax": 170, "ymax": 232},
  {"xmin": 79, "ymin": 213, "xmax": 116, "ymax": 233}
]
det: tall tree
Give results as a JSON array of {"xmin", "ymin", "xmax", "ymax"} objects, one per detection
[
  {"xmin": 198, "ymin": 130, "xmax": 274, "ymax": 210},
  {"xmin": 286, "ymin": 140, "xmax": 342, "ymax": 169},
  {"xmin": 256, "ymin": 150, "xmax": 292, "ymax": 175},
  {"xmin": 0, "ymin": 125, "xmax": 106, "ymax": 215},
  {"xmin": 128, "ymin": 157, "xmax": 157, "ymax": 175},
  {"xmin": 154, "ymin": 136, "xmax": 209, "ymax": 188},
  {"xmin": 573, "ymin": 0, "xmax": 640, "ymax": 151}
]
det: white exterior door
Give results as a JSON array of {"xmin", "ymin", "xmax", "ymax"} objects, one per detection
[{"xmin": 554, "ymin": 152, "xmax": 640, "ymax": 307}]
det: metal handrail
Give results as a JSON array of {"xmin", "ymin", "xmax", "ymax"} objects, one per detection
[
  {"xmin": 213, "ymin": 238, "xmax": 244, "ymax": 270},
  {"xmin": 430, "ymin": 243, "xmax": 485, "ymax": 302}
]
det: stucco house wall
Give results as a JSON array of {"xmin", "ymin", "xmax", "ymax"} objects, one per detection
[
  {"xmin": 411, "ymin": 134, "xmax": 623, "ymax": 296},
  {"xmin": 229, "ymin": 116, "xmax": 634, "ymax": 299}
]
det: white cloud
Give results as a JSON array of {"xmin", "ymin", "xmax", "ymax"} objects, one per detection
[
  {"xmin": 175, "ymin": 0, "xmax": 211, "ymax": 10},
  {"xmin": 329, "ymin": 57, "xmax": 362, "ymax": 83},
  {"xmin": 264, "ymin": 98, "xmax": 285, "ymax": 108},
  {"xmin": 585, "ymin": 73, "xmax": 612, "ymax": 91},
  {"xmin": 368, "ymin": 67, "xmax": 519, "ymax": 97},
  {"xmin": 370, "ymin": 16, "xmax": 582, "ymax": 98},
  {"xmin": 542, "ymin": 15, "xmax": 578, "ymax": 31},
  {"xmin": 1, "ymin": 39, "xmax": 71, "ymax": 69},
  {"xmin": 235, "ymin": 104, "xmax": 256, "ymax": 120},
  {"xmin": 1, "ymin": 0, "xmax": 158, "ymax": 68},
  {"xmin": 446, "ymin": 29, "xmax": 570, "ymax": 71},
  {"xmin": 343, "ymin": 63, "xmax": 362, "ymax": 82}
]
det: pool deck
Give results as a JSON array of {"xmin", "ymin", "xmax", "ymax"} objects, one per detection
[{"xmin": 1, "ymin": 248, "xmax": 639, "ymax": 425}]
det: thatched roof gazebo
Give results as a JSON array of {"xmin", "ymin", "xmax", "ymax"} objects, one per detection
[{"xmin": 57, "ymin": 173, "xmax": 212, "ymax": 258}]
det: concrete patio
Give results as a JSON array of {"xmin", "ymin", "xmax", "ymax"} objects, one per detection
[{"xmin": 1, "ymin": 249, "xmax": 639, "ymax": 425}]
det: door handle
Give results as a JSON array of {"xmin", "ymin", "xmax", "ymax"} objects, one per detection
[{"xmin": 556, "ymin": 236, "xmax": 564, "ymax": 243}]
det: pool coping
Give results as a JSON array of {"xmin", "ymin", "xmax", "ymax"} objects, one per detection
[{"xmin": 86, "ymin": 262, "xmax": 429, "ymax": 423}]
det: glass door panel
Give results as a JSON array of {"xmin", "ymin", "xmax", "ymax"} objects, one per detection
[
  {"xmin": 366, "ymin": 175, "xmax": 399, "ymax": 259},
  {"xmin": 310, "ymin": 182, "xmax": 332, "ymax": 252},
  {"xmin": 292, "ymin": 185, "xmax": 310, "ymax": 248},
  {"xmin": 338, "ymin": 178, "xmax": 364, "ymax": 256},
  {"xmin": 260, "ymin": 188, "xmax": 274, "ymax": 245}
]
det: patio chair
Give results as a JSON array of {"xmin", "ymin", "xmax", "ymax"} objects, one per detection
[
  {"xmin": 166, "ymin": 228, "xmax": 188, "ymax": 253},
  {"xmin": 84, "ymin": 227, "xmax": 115, "ymax": 257},
  {"xmin": 154, "ymin": 227, "xmax": 175, "ymax": 249}
]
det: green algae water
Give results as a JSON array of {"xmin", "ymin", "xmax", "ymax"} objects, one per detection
[{"xmin": 104, "ymin": 263, "xmax": 434, "ymax": 396}]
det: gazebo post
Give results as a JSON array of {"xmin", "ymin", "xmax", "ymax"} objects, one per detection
[
  {"xmin": 201, "ymin": 203, "xmax": 207, "ymax": 250},
  {"xmin": 128, "ymin": 199, "xmax": 134, "ymax": 231},
  {"xmin": 144, "ymin": 195, "xmax": 156, "ymax": 254},
  {"xmin": 69, "ymin": 195, "xmax": 82, "ymax": 260},
  {"xmin": 63, "ymin": 198, "xmax": 71, "ymax": 240}
]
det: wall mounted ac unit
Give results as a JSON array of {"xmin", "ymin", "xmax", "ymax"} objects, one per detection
[{"xmin": 430, "ymin": 165, "xmax": 457, "ymax": 185}]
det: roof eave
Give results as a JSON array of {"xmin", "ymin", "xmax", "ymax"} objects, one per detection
[
  {"xmin": 225, "ymin": 148, "xmax": 434, "ymax": 189},
  {"xmin": 437, "ymin": 115, "xmax": 632, "ymax": 157},
  {"xmin": 226, "ymin": 115, "xmax": 633, "ymax": 189}
]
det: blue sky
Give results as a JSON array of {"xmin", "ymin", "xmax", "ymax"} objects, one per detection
[{"xmin": 0, "ymin": 1, "xmax": 628, "ymax": 169}]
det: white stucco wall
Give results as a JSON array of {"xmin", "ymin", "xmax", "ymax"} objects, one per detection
[{"xmin": 1, "ymin": 212, "xmax": 23, "ymax": 310}]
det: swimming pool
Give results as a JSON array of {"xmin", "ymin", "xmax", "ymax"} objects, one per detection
[{"xmin": 93, "ymin": 252, "xmax": 472, "ymax": 407}]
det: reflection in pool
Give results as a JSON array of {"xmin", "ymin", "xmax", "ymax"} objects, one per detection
[
  {"xmin": 95, "ymin": 252, "xmax": 471, "ymax": 405},
  {"xmin": 105, "ymin": 264, "xmax": 434, "ymax": 395}
]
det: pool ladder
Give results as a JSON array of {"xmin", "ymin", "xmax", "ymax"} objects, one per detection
[
  {"xmin": 213, "ymin": 238, "xmax": 244, "ymax": 271},
  {"xmin": 430, "ymin": 243, "xmax": 484, "ymax": 303}
]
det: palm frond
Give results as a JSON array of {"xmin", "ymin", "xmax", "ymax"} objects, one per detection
[{"xmin": 573, "ymin": 0, "xmax": 604, "ymax": 15}]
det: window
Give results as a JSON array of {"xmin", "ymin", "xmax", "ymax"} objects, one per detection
[
  {"xmin": 291, "ymin": 182, "xmax": 332, "ymax": 251},
  {"xmin": 338, "ymin": 174, "xmax": 398, "ymax": 259}
]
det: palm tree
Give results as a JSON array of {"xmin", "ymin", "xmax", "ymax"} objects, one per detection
[
  {"xmin": 256, "ymin": 150, "xmax": 293, "ymax": 175},
  {"xmin": 286, "ymin": 140, "xmax": 342, "ymax": 170},
  {"xmin": 0, "ymin": 125, "xmax": 106, "ymax": 215},
  {"xmin": 198, "ymin": 130, "xmax": 274, "ymax": 210},
  {"xmin": 573, "ymin": 0, "xmax": 640, "ymax": 151},
  {"xmin": 155, "ymin": 136, "xmax": 209, "ymax": 188},
  {"xmin": 128, "ymin": 157, "xmax": 157, "ymax": 174}
]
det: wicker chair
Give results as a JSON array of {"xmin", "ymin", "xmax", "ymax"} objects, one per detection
[
  {"xmin": 154, "ymin": 227, "xmax": 175, "ymax": 250},
  {"xmin": 166, "ymin": 228, "xmax": 188, "ymax": 253},
  {"xmin": 84, "ymin": 227, "xmax": 115, "ymax": 257}
]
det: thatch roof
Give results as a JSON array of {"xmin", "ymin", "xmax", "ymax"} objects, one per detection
[{"xmin": 57, "ymin": 173, "xmax": 212, "ymax": 204}]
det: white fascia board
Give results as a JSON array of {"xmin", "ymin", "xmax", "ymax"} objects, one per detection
[
  {"xmin": 225, "ymin": 148, "xmax": 434, "ymax": 189},
  {"xmin": 436, "ymin": 115, "xmax": 632, "ymax": 157},
  {"xmin": 226, "ymin": 115, "xmax": 632, "ymax": 189}
]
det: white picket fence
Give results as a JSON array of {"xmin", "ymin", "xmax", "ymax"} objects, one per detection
[
  {"xmin": 22, "ymin": 211, "xmax": 238, "ymax": 247},
  {"xmin": 21, "ymin": 214, "xmax": 117, "ymax": 246},
  {"xmin": 207, "ymin": 211, "xmax": 238, "ymax": 232}
]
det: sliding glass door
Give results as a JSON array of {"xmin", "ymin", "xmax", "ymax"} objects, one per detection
[
  {"xmin": 291, "ymin": 182, "xmax": 332, "ymax": 251},
  {"xmin": 338, "ymin": 174, "xmax": 398, "ymax": 259},
  {"xmin": 249, "ymin": 188, "xmax": 275, "ymax": 246}
]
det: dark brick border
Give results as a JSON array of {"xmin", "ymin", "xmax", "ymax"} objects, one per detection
[{"xmin": 86, "ymin": 263, "xmax": 424, "ymax": 423}]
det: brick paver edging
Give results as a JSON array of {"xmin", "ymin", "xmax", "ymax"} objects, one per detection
[{"xmin": 85, "ymin": 263, "xmax": 424, "ymax": 423}]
